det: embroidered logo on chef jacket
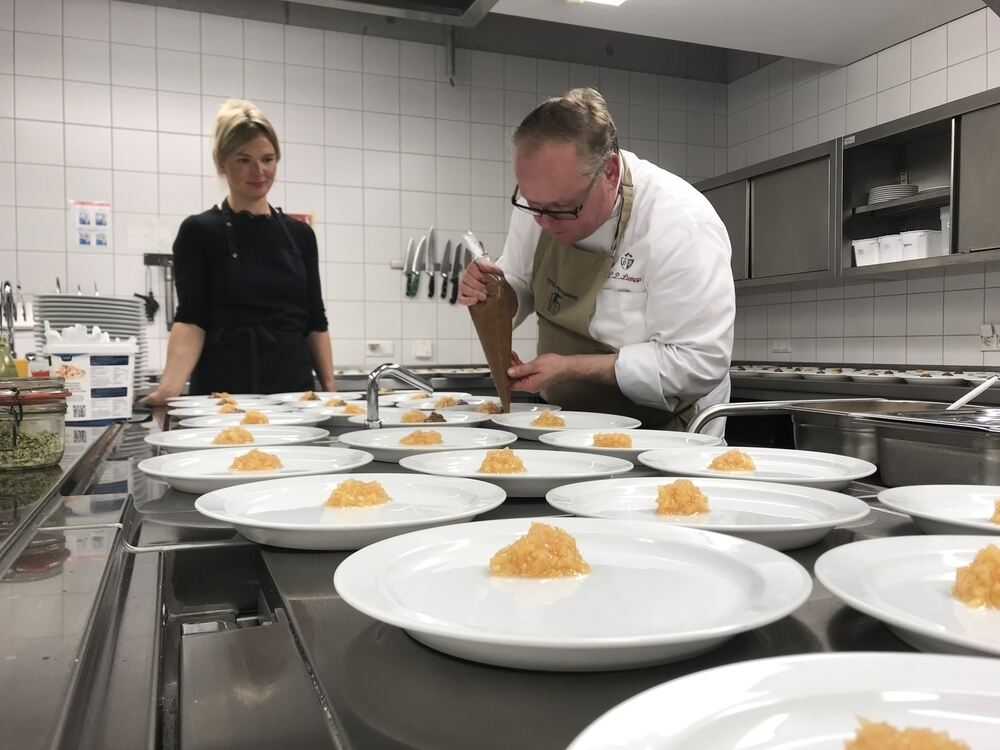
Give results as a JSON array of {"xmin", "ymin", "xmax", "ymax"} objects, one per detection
[
  {"xmin": 620, "ymin": 252, "xmax": 635, "ymax": 270},
  {"xmin": 606, "ymin": 249, "xmax": 644, "ymax": 288}
]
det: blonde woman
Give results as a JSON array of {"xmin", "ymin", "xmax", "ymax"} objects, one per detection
[{"xmin": 145, "ymin": 99, "xmax": 335, "ymax": 401}]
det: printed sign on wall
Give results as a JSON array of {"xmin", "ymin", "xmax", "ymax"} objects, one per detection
[{"xmin": 69, "ymin": 199, "xmax": 112, "ymax": 250}]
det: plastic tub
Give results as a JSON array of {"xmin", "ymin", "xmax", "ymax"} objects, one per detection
[
  {"xmin": 900, "ymin": 230, "xmax": 944, "ymax": 261},
  {"xmin": 852, "ymin": 237, "xmax": 880, "ymax": 266},
  {"xmin": 877, "ymin": 234, "xmax": 903, "ymax": 263}
]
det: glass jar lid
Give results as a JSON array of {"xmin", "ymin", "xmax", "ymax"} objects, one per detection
[{"xmin": 0, "ymin": 377, "xmax": 71, "ymax": 408}]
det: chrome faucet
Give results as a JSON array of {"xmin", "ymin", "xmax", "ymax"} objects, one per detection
[{"xmin": 365, "ymin": 363, "xmax": 434, "ymax": 429}]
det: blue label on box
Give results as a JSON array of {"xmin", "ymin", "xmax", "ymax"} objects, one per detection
[
  {"xmin": 91, "ymin": 387, "xmax": 128, "ymax": 398},
  {"xmin": 91, "ymin": 355, "xmax": 130, "ymax": 366}
]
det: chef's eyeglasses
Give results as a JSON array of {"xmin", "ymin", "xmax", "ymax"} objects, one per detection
[{"xmin": 510, "ymin": 167, "xmax": 603, "ymax": 221}]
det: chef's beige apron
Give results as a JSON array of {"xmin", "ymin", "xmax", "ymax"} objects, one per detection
[{"xmin": 531, "ymin": 159, "xmax": 695, "ymax": 429}]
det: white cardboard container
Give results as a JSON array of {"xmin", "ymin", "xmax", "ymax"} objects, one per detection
[
  {"xmin": 852, "ymin": 237, "xmax": 880, "ymax": 266},
  {"xmin": 877, "ymin": 234, "xmax": 903, "ymax": 263},
  {"xmin": 900, "ymin": 230, "xmax": 944, "ymax": 260},
  {"xmin": 43, "ymin": 340, "xmax": 137, "ymax": 423}
]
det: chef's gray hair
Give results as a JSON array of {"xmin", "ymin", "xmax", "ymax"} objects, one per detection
[
  {"xmin": 513, "ymin": 88, "xmax": 618, "ymax": 175},
  {"xmin": 212, "ymin": 98, "xmax": 281, "ymax": 173}
]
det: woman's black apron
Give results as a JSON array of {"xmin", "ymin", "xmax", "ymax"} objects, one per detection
[{"xmin": 189, "ymin": 203, "xmax": 315, "ymax": 395}]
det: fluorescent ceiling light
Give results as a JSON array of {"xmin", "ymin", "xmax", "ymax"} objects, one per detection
[{"xmin": 565, "ymin": 0, "xmax": 628, "ymax": 6}]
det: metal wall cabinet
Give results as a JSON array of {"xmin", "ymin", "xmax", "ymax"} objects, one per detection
[
  {"xmin": 956, "ymin": 102, "xmax": 1000, "ymax": 255},
  {"xmin": 702, "ymin": 181, "xmax": 748, "ymax": 281},
  {"xmin": 698, "ymin": 141, "xmax": 839, "ymax": 289}
]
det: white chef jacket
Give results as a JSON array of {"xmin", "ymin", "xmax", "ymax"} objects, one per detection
[{"xmin": 497, "ymin": 150, "xmax": 735, "ymax": 436}]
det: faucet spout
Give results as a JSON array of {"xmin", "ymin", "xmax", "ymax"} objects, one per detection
[{"xmin": 365, "ymin": 363, "xmax": 434, "ymax": 429}]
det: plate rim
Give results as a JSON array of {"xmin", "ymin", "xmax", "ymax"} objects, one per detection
[
  {"xmin": 537, "ymin": 428, "xmax": 723, "ymax": 452},
  {"xmin": 337, "ymin": 426, "xmax": 518, "ymax": 453},
  {"xmin": 398, "ymin": 448, "xmax": 635, "ymax": 478},
  {"xmin": 878, "ymin": 485, "xmax": 1000, "ymax": 533},
  {"xmin": 636, "ymin": 446, "xmax": 877, "ymax": 482},
  {"xmin": 144, "ymin": 425, "xmax": 329, "ymax": 448},
  {"xmin": 138, "ymin": 445, "xmax": 374, "ymax": 482}
]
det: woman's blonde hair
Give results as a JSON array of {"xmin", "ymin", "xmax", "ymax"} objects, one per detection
[
  {"xmin": 513, "ymin": 88, "xmax": 618, "ymax": 174},
  {"xmin": 212, "ymin": 98, "xmax": 281, "ymax": 173}
]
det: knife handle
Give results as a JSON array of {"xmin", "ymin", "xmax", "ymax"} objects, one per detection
[
  {"xmin": 449, "ymin": 277, "xmax": 460, "ymax": 304},
  {"xmin": 440, "ymin": 274, "xmax": 448, "ymax": 298},
  {"xmin": 427, "ymin": 275, "xmax": 435, "ymax": 298},
  {"xmin": 404, "ymin": 271, "xmax": 415, "ymax": 297}
]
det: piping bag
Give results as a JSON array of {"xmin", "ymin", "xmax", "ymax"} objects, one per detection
[{"xmin": 469, "ymin": 272, "xmax": 515, "ymax": 414}]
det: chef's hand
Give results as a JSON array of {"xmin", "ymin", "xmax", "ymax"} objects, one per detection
[
  {"xmin": 458, "ymin": 259, "xmax": 505, "ymax": 306},
  {"xmin": 141, "ymin": 386, "xmax": 180, "ymax": 407},
  {"xmin": 508, "ymin": 352, "xmax": 568, "ymax": 393}
]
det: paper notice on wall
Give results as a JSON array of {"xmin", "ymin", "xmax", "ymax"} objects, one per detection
[
  {"xmin": 69, "ymin": 199, "xmax": 112, "ymax": 250},
  {"xmin": 125, "ymin": 216, "xmax": 180, "ymax": 252}
]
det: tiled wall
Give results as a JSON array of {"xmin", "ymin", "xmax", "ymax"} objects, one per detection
[
  {"xmin": 3, "ymin": 0, "xmax": 729, "ymax": 371},
  {"xmin": 728, "ymin": 8, "xmax": 1000, "ymax": 367}
]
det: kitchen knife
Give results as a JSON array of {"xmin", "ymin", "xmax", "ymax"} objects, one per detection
[
  {"xmin": 440, "ymin": 240, "xmax": 452, "ymax": 299},
  {"xmin": 448, "ymin": 242, "xmax": 465, "ymax": 305},
  {"xmin": 411, "ymin": 235, "xmax": 428, "ymax": 297},
  {"xmin": 402, "ymin": 237, "xmax": 416, "ymax": 298},
  {"xmin": 426, "ymin": 227, "xmax": 437, "ymax": 298}
]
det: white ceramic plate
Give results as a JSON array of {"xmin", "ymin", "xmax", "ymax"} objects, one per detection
[
  {"xmin": 406, "ymin": 396, "xmax": 485, "ymax": 411},
  {"xmin": 802, "ymin": 369, "xmax": 852, "ymax": 381},
  {"xmin": 137, "ymin": 445, "xmax": 374, "ymax": 493},
  {"xmin": 167, "ymin": 405, "xmax": 296, "ymax": 419},
  {"xmin": 816, "ymin": 535, "xmax": 1000, "ymax": 656},
  {"xmin": 547, "ymin": 477, "xmax": 869, "ymax": 550},
  {"xmin": 399, "ymin": 449, "xmax": 633, "ymax": 497},
  {"xmin": 333, "ymin": 517, "xmax": 811, "ymax": 671},
  {"xmin": 338, "ymin": 427, "xmax": 517, "ymax": 463},
  {"xmin": 350, "ymin": 407, "xmax": 492, "ymax": 427},
  {"xmin": 638, "ymin": 446, "xmax": 876, "ymax": 491},
  {"xmin": 271, "ymin": 390, "xmax": 365, "ymax": 403},
  {"xmin": 728, "ymin": 367, "xmax": 761, "ymax": 377},
  {"xmin": 167, "ymin": 394, "xmax": 281, "ymax": 406},
  {"xmin": 850, "ymin": 371, "xmax": 904, "ymax": 383},
  {"xmin": 177, "ymin": 412, "xmax": 332, "ymax": 428},
  {"xmin": 489, "ymin": 411, "xmax": 642, "ymax": 441},
  {"xmin": 437, "ymin": 396, "xmax": 562, "ymax": 414},
  {"xmin": 145, "ymin": 425, "xmax": 328, "ymax": 453},
  {"xmin": 568, "ymin": 652, "xmax": 1000, "ymax": 749},
  {"xmin": 292, "ymin": 404, "xmax": 371, "ymax": 425},
  {"xmin": 194, "ymin": 473, "xmax": 505, "ymax": 550},
  {"xmin": 879, "ymin": 485, "xmax": 1000, "ymax": 535},
  {"xmin": 538, "ymin": 428, "xmax": 723, "ymax": 463},
  {"xmin": 381, "ymin": 390, "xmax": 472, "ymax": 405},
  {"xmin": 900, "ymin": 371, "xmax": 967, "ymax": 385}
]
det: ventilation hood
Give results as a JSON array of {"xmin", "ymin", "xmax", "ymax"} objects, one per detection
[{"xmin": 292, "ymin": 0, "xmax": 499, "ymax": 26}]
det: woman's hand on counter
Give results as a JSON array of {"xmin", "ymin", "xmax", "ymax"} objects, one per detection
[{"xmin": 458, "ymin": 258, "xmax": 505, "ymax": 306}]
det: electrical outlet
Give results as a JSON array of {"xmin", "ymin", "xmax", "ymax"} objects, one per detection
[
  {"xmin": 413, "ymin": 340, "xmax": 433, "ymax": 359},
  {"xmin": 770, "ymin": 338, "xmax": 791, "ymax": 354},
  {"xmin": 366, "ymin": 340, "xmax": 394, "ymax": 356},
  {"xmin": 980, "ymin": 324, "xmax": 1000, "ymax": 352}
]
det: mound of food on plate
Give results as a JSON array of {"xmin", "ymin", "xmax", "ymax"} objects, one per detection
[
  {"xmin": 844, "ymin": 718, "xmax": 969, "ymax": 749},
  {"xmin": 708, "ymin": 448, "xmax": 756, "ymax": 472},
  {"xmin": 434, "ymin": 395, "xmax": 458, "ymax": 408},
  {"xmin": 240, "ymin": 410, "xmax": 269, "ymax": 425},
  {"xmin": 478, "ymin": 447, "xmax": 526, "ymax": 474},
  {"xmin": 342, "ymin": 403, "xmax": 365, "ymax": 415},
  {"xmin": 489, "ymin": 522, "xmax": 591, "ymax": 578},
  {"xmin": 425, "ymin": 411, "xmax": 446, "ymax": 423},
  {"xmin": 952, "ymin": 543, "xmax": 1000, "ymax": 608},
  {"xmin": 325, "ymin": 478, "xmax": 390, "ymax": 507},
  {"xmin": 211, "ymin": 391, "xmax": 231, "ymax": 399},
  {"xmin": 477, "ymin": 401, "xmax": 503, "ymax": 415},
  {"xmin": 401, "ymin": 409, "xmax": 428, "ymax": 424},
  {"xmin": 229, "ymin": 449, "xmax": 282, "ymax": 472},
  {"xmin": 212, "ymin": 426, "xmax": 254, "ymax": 445},
  {"xmin": 324, "ymin": 397, "xmax": 345, "ymax": 407},
  {"xmin": 408, "ymin": 391, "xmax": 431, "ymax": 400},
  {"xmin": 399, "ymin": 429, "xmax": 443, "ymax": 446},
  {"xmin": 299, "ymin": 390, "xmax": 319, "ymax": 401},
  {"xmin": 991, "ymin": 500, "xmax": 1000, "ymax": 524},
  {"xmin": 656, "ymin": 479, "xmax": 709, "ymax": 515},
  {"xmin": 593, "ymin": 432, "xmax": 631, "ymax": 448},
  {"xmin": 531, "ymin": 411, "xmax": 565, "ymax": 428},
  {"xmin": 218, "ymin": 403, "xmax": 241, "ymax": 414}
]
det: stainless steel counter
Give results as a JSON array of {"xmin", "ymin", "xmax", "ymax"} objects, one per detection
[{"xmin": 0, "ymin": 417, "xmax": 927, "ymax": 750}]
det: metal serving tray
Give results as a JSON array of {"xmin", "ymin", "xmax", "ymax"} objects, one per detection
[{"xmin": 858, "ymin": 407, "xmax": 1000, "ymax": 486}]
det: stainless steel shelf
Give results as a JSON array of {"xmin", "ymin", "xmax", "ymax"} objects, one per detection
[
  {"xmin": 841, "ymin": 247, "xmax": 1000, "ymax": 277},
  {"xmin": 852, "ymin": 186, "xmax": 949, "ymax": 216}
]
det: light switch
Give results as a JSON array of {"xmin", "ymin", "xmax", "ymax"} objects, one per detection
[
  {"xmin": 414, "ymin": 340, "xmax": 433, "ymax": 359},
  {"xmin": 367, "ymin": 340, "xmax": 394, "ymax": 356}
]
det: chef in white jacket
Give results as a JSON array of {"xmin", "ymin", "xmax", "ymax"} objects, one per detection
[{"xmin": 459, "ymin": 87, "xmax": 734, "ymax": 435}]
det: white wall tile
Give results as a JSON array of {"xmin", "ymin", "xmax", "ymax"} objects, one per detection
[
  {"xmin": 768, "ymin": 58, "xmax": 795, "ymax": 96},
  {"xmin": 436, "ymin": 119, "xmax": 469, "ymax": 158},
  {"xmin": 110, "ymin": 1, "xmax": 153, "ymax": 46},
  {"xmin": 66, "ymin": 123, "xmax": 111, "ymax": 169},
  {"xmin": 363, "ymin": 149, "xmax": 398, "ymax": 190},
  {"xmin": 435, "ymin": 156, "xmax": 469, "ymax": 194},
  {"xmin": 816, "ymin": 299, "xmax": 844, "ymax": 337},
  {"xmin": 908, "ymin": 268, "xmax": 944, "ymax": 293},
  {"xmin": 0, "ymin": 29, "xmax": 9, "ymax": 75},
  {"xmin": 874, "ymin": 294, "xmax": 907, "ymax": 336},
  {"xmin": 325, "ymin": 186, "xmax": 362, "ymax": 225},
  {"xmin": 470, "ymin": 50, "xmax": 503, "ymax": 89},
  {"xmin": 990, "ymin": 50, "xmax": 1000, "ymax": 89},
  {"xmin": 325, "ymin": 223, "xmax": 362, "ymax": 263},
  {"xmin": 944, "ymin": 335, "xmax": 983, "ymax": 366},
  {"xmin": 112, "ymin": 85, "xmax": 155, "ymax": 130},
  {"xmin": 244, "ymin": 60, "xmax": 283, "ymax": 102},
  {"xmin": 64, "ymin": 37, "xmax": 109, "ymax": 84},
  {"xmin": 947, "ymin": 55, "xmax": 987, "ymax": 102},
  {"xmin": 504, "ymin": 54, "xmax": 535, "ymax": 93},
  {"xmin": 64, "ymin": 0, "xmax": 107, "ymax": 41},
  {"xmin": 659, "ymin": 108, "xmax": 686, "ymax": 143},
  {"xmin": 400, "ymin": 152, "xmax": 434, "ymax": 192},
  {"xmin": 630, "ymin": 105, "xmax": 659, "ymax": 141},
  {"xmin": 948, "ymin": 9, "xmax": 987, "ymax": 66},
  {"xmin": 746, "ymin": 135, "xmax": 768, "ymax": 166},
  {"xmin": 745, "ymin": 307, "xmax": 766, "ymax": 338},
  {"xmin": 912, "ymin": 26, "xmax": 948, "ymax": 79},
  {"xmin": 285, "ymin": 64, "xmax": 323, "ymax": 106},
  {"xmin": 877, "ymin": 40, "xmax": 910, "ymax": 91},
  {"xmin": 687, "ymin": 144, "xmax": 714, "ymax": 178},
  {"xmin": 846, "ymin": 55, "xmax": 877, "ymax": 102},
  {"xmin": 817, "ymin": 107, "xmax": 845, "ymax": 142},
  {"xmin": 363, "ymin": 36, "xmax": 398, "ymax": 77},
  {"xmin": 113, "ymin": 170, "xmax": 156, "ymax": 212},
  {"xmin": 363, "ymin": 226, "xmax": 400, "ymax": 265},
  {"xmin": 726, "ymin": 142, "xmax": 746, "ymax": 171},
  {"xmin": 243, "ymin": 20, "xmax": 283, "ymax": 64},
  {"xmin": 792, "ymin": 117, "xmax": 817, "ymax": 151},
  {"xmin": 906, "ymin": 336, "xmax": 943, "ymax": 365},
  {"xmin": 746, "ymin": 100, "xmax": 768, "ymax": 139},
  {"xmin": 907, "ymin": 291, "xmax": 944, "ymax": 335},
  {"xmin": 792, "ymin": 79, "xmax": 817, "ymax": 123},
  {"xmin": 768, "ymin": 89, "xmax": 793, "ymax": 130},
  {"xmin": 284, "ymin": 142, "xmax": 325, "ymax": 184},
  {"xmin": 156, "ymin": 49, "xmax": 198, "ymax": 95},
  {"xmin": 113, "ymin": 128, "xmax": 155, "ymax": 171},
  {"xmin": 943, "ymin": 288, "xmax": 984, "ymax": 334},
  {"xmin": 400, "ymin": 115, "xmax": 435, "ymax": 154},
  {"xmin": 157, "ymin": 91, "xmax": 199, "ymax": 134},
  {"xmin": 400, "ymin": 78, "xmax": 435, "ymax": 118},
  {"xmin": 817, "ymin": 67, "xmax": 846, "ymax": 112},
  {"xmin": 17, "ymin": 206, "xmax": 63, "ymax": 250},
  {"xmin": 910, "ymin": 70, "xmax": 947, "ymax": 113},
  {"xmin": 436, "ymin": 83, "xmax": 469, "ymax": 122},
  {"xmin": 156, "ymin": 7, "xmax": 198, "ymax": 53},
  {"xmin": 110, "ymin": 43, "xmax": 154, "ymax": 88},
  {"xmin": 537, "ymin": 59, "xmax": 568, "ymax": 96},
  {"xmin": 363, "ymin": 187, "xmax": 399, "ymax": 227},
  {"xmin": 15, "ymin": 74, "xmax": 60, "ymax": 120},
  {"xmin": 158, "ymin": 173, "xmax": 200, "ymax": 214},
  {"xmin": 874, "ymin": 336, "xmax": 906, "ymax": 363},
  {"xmin": 745, "ymin": 67, "xmax": 768, "ymax": 106},
  {"xmin": 876, "ymin": 83, "xmax": 909, "ymax": 125},
  {"xmin": 687, "ymin": 79, "xmax": 716, "ymax": 114},
  {"xmin": 17, "ymin": 162, "xmax": 63, "ymax": 208},
  {"xmin": 15, "ymin": 32, "xmax": 61, "ymax": 78},
  {"xmin": 816, "ymin": 338, "xmax": 843, "ymax": 362},
  {"xmin": 16, "ymin": 0, "xmax": 60, "ymax": 35},
  {"xmin": 15, "ymin": 119, "xmax": 62, "ymax": 164},
  {"xmin": 284, "ymin": 103, "xmax": 323, "ymax": 146},
  {"xmin": 844, "ymin": 296, "xmax": 874, "ymax": 336},
  {"xmin": 845, "ymin": 95, "xmax": 876, "ymax": 133},
  {"xmin": 285, "ymin": 25, "xmax": 323, "ymax": 68},
  {"xmin": 843, "ymin": 337, "xmax": 873, "ymax": 363},
  {"xmin": 767, "ymin": 126, "xmax": 793, "ymax": 159},
  {"xmin": 325, "ymin": 69, "xmax": 362, "ymax": 110},
  {"xmin": 364, "ymin": 73, "xmax": 399, "ymax": 114},
  {"xmin": 470, "ymin": 86, "xmax": 503, "ymax": 126},
  {"xmin": 325, "ymin": 108, "xmax": 362, "ymax": 148},
  {"xmin": 599, "ymin": 67, "xmax": 629, "ymax": 103},
  {"xmin": 399, "ymin": 41, "xmax": 436, "ymax": 82},
  {"xmin": 324, "ymin": 30, "xmax": 361, "ymax": 72},
  {"xmin": 944, "ymin": 266, "xmax": 984, "ymax": 291},
  {"xmin": 201, "ymin": 13, "xmax": 241, "ymax": 59}
]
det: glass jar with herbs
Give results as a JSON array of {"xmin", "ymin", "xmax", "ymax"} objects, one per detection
[{"xmin": 0, "ymin": 378, "xmax": 70, "ymax": 471}]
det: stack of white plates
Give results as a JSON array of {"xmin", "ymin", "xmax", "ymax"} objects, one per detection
[
  {"xmin": 867, "ymin": 183, "xmax": 918, "ymax": 204},
  {"xmin": 32, "ymin": 294, "xmax": 149, "ymax": 391}
]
